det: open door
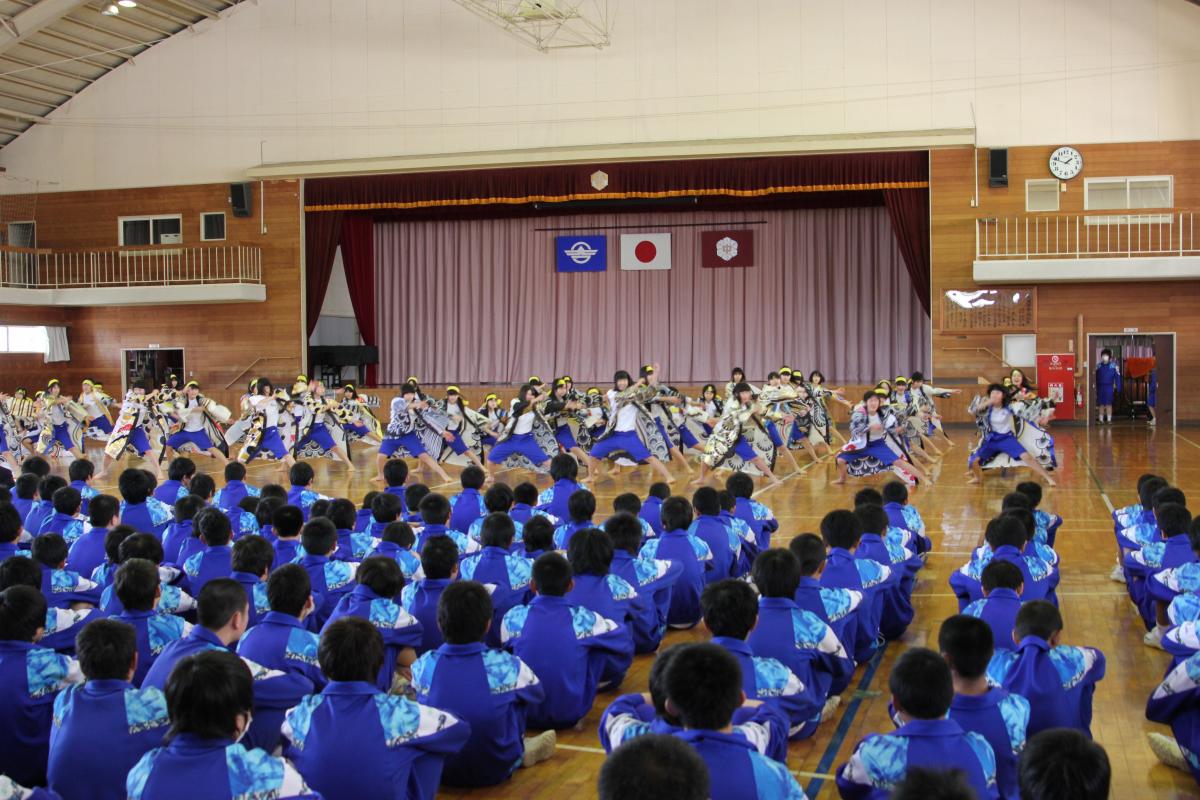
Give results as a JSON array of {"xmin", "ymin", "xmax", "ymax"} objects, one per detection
[
  {"xmin": 1151, "ymin": 334, "xmax": 1174, "ymax": 427},
  {"xmin": 123, "ymin": 348, "xmax": 185, "ymax": 393},
  {"xmin": 1085, "ymin": 333, "xmax": 1173, "ymax": 427}
]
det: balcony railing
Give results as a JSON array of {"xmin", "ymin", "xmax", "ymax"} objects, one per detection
[
  {"xmin": 0, "ymin": 242, "xmax": 263, "ymax": 289},
  {"xmin": 976, "ymin": 212, "xmax": 1198, "ymax": 260}
]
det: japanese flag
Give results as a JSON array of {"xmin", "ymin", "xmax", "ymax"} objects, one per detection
[{"xmin": 620, "ymin": 233, "xmax": 672, "ymax": 271}]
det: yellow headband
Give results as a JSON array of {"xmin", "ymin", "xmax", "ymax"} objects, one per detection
[
  {"xmin": 562, "ymin": 375, "xmax": 573, "ymax": 383},
  {"xmin": 344, "ymin": 384, "xmax": 355, "ymax": 392},
  {"xmin": 528, "ymin": 376, "xmax": 542, "ymax": 384},
  {"xmin": 406, "ymin": 376, "xmax": 418, "ymax": 384},
  {"xmin": 779, "ymin": 367, "xmax": 792, "ymax": 375},
  {"xmin": 47, "ymin": 379, "xmax": 60, "ymax": 388},
  {"xmin": 186, "ymin": 380, "xmax": 200, "ymax": 389},
  {"xmin": 446, "ymin": 386, "xmax": 461, "ymax": 394},
  {"xmin": 894, "ymin": 376, "xmax": 908, "ymax": 384},
  {"xmin": 82, "ymin": 379, "xmax": 94, "ymax": 388},
  {"xmin": 587, "ymin": 387, "xmax": 600, "ymax": 395},
  {"xmin": 484, "ymin": 393, "xmax": 499, "ymax": 401}
]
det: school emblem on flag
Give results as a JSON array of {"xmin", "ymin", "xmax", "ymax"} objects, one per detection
[
  {"xmin": 620, "ymin": 233, "xmax": 672, "ymax": 271},
  {"xmin": 555, "ymin": 235, "xmax": 607, "ymax": 272},
  {"xmin": 701, "ymin": 229, "xmax": 755, "ymax": 268}
]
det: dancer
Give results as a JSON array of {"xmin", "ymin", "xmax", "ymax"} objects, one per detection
[
  {"xmin": 95, "ymin": 381, "xmax": 162, "ymax": 480},
  {"xmin": 783, "ymin": 377, "xmax": 827, "ymax": 461},
  {"xmin": 890, "ymin": 377, "xmax": 944, "ymax": 460},
  {"xmin": 293, "ymin": 378, "xmax": 355, "ymax": 469},
  {"xmin": 643, "ymin": 370, "xmax": 693, "ymax": 476},
  {"xmin": 543, "ymin": 379, "xmax": 592, "ymax": 468},
  {"xmin": 375, "ymin": 383, "xmax": 453, "ymax": 484},
  {"xmin": 808, "ymin": 370, "xmax": 852, "ymax": 445},
  {"xmin": 761, "ymin": 372, "xmax": 802, "ymax": 474},
  {"xmin": 5, "ymin": 388, "xmax": 39, "ymax": 457},
  {"xmin": 336, "ymin": 384, "xmax": 383, "ymax": 447},
  {"xmin": 0, "ymin": 391, "xmax": 21, "ymax": 474},
  {"xmin": 223, "ymin": 379, "xmax": 259, "ymax": 449},
  {"xmin": 478, "ymin": 392, "xmax": 508, "ymax": 448},
  {"xmin": 691, "ymin": 381, "xmax": 789, "ymax": 487},
  {"xmin": 485, "ymin": 383, "xmax": 557, "ymax": 480},
  {"xmin": 435, "ymin": 386, "xmax": 487, "ymax": 470},
  {"xmin": 159, "ymin": 381, "xmax": 231, "ymax": 467},
  {"xmin": 910, "ymin": 371, "xmax": 960, "ymax": 446},
  {"xmin": 834, "ymin": 389, "xmax": 932, "ymax": 486},
  {"xmin": 588, "ymin": 366, "xmax": 675, "ymax": 484},
  {"xmin": 35, "ymin": 379, "xmax": 89, "ymax": 463},
  {"xmin": 237, "ymin": 378, "xmax": 296, "ymax": 470},
  {"xmin": 967, "ymin": 384, "xmax": 1057, "ymax": 487},
  {"xmin": 79, "ymin": 380, "xmax": 114, "ymax": 440}
]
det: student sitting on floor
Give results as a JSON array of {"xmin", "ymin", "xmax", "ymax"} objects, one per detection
[
  {"xmin": 367, "ymin": 491, "xmax": 403, "ymax": 541},
  {"xmin": 553, "ymin": 489, "xmax": 598, "ymax": 551},
  {"xmin": 604, "ymin": 512, "xmax": 681, "ymax": 655},
  {"xmin": 638, "ymin": 497, "xmax": 712, "ymax": 629},
  {"xmin": 512, "ymin": 482, "xmax": 555, "ymax": 526},
  {"xmin": 501, "ymin": 552, "xmax": 629, "ymax": 730},
  {"xmin": 411, "ymin": 581, "xmax": 555, "ymax": 787},
  {"xmin": 459, "ymin": 513, "xmax": 532, "ymax": 648},
  {"xmin": 538, "ymin": 454, "xmax": 587, "ymax": 522},
  {"xmin": 229, "ymin": 535, "xmax": 273, "ymax": 628},
  {"xmin": 214, "ymin": 462, "xmax": 260, "ymax": 515},
  {"xmin": 153, "ymin": 457, "xmax": 194, "ymax": 505},
  {"xmin": 96, "ymin": 534, "xmax": 194, "ymax": 619},
  {"xmin": 939, "ymin": 615, "xmax": 1030, "ymax": 800},
  {"xmin": 368, "ymin": 520, "xmax": 422, "ymax": 580},
  {"xmin": 986, "ymin": 600, "xmax": 1106, "ymax": 737},
  {"xmin": 1146, "ymin": 646, "xmax": 1200, "ymax": 781},
  {"xmin": 1014, "ymin": 481, "xmax": 1062, "ymax": 546},
  {"xmin": 994, "ymin": 505, "xmax": 1059, "ymax": 568},
  {"xmin": 0, "ymin": 556, "xmax": 93, "ymax": 656},
  {"xmin": 31, "ymin": 533, "xmax": 102, "ymax": 609},
  {"xmin": 110, "ymin": 558, "xmax": 191, "ymax": 685},
  {"xmin": 701, "ymin": 578, "xmax": 820, "ymax": 738},
  {"xmin": 662, "ymin": 643, "xmax": 803, "ymax": 800},
  {"xmin": 401, "ymin": 536, "xmax": 459, "ymax": 655},
  {"xmin": 65, "ymin": 493, "xmax": 118, "ymax": 580},
  {"xmin": 852, "ymin": 503, "xmax": 917, "ymax": 639},
  {"xmin": 354, "ymin": 491, "xmax": 378, "ymax": 533},
  {"xmin": 598, "ymin": 734, "xmax": 709, "ymax": 800},
  {"xmin": 640, "ymin": 482, "xmax": 670, "ymax": 538},
  {"xmin": 1126, "ymin": 501, "xmax": 1193, "ymax": 636},
  {"xmin": 1018, "ymin": 729, "xmax": 1111, "ymax": 800},
  {"xmin": 963, "ymin": 560, "xmax": 1024, "ymax": 652},
  {"xmin": 449, "ymin": 466, "xmax": 489, "ymax": 533},
  {"xmin": 25, "ymin": 475, "xmax": 65, "ymax": 537},
  {"xmin": 881, "ymin": 479, "xmax": 931, "ymax": 553},
  {"xmin": 327, "ymin": 498, "xmax": 376, "ymax": 562},
  {"xmin": 564, "ymin": 527, "xmax": 636, "ymax": 686},
  {"xmin": 41, "ymin": 486, "xmax": 85, "ymax": 544},
  {"xmin": 818, "ymin": 510, "xmax": 892, "ymax": 663},
  {"xmin": 164, "ymin": 495, "xmax": 205, "ymax": 566},
  {"xmin": 324, "ymin": 557, "xmax": 422, "ymax": 692},
  {"xmin": 950, "ymin": 516, "xmax": 1057, "ymax": 610},
  {"xmin": 522, "ymin": 516, "xmax": 554, "ymax": 560},
  {"xmin": 296, "ymin": 518, "xmax": 359, "ymax": 628},
  {"xmin": 725, "ymin": 473, "xmax": 777, "ymax": 553},
  {"xmin": 787, "ymin": 533, "xmax": 863, "ymax": 663},
  {"xmin": 414, "ymin": 493, "xmax": 478, "ymax": 555},
  {"xmin": 381, "ymin": 459, "xmax": 409, "ymax": 513},
  {"xmin": 286, "ymin": 463, "xmax": 327, "ymax": 521},
  {"xmin": 126, "ymin": 650, "xmax": 317, "ymax": 800},
  {"xmin": 688, "ymin": 487, "xmax": 744, "ymax": 581},
  {"xmin": 283, "ymin": 617, "xmax": 470, "ymax": 800},
  {"xmin": 270, "ymin": 505, "xmax": 304, "ymax": 569},
  {"xmin": 180, "ymin": 507, "xmax": 236, "ymax": 597},
  {"xmin": 837, "ymin": 647, "xmax": 1000, "ymax": 800},
  {"xmin": 47, "ymin": 618, "xmax": 170, "ymax": 800},
  {"xmin": 404, "ymin": 484, "xmax": 430, "ymax": 525},
  {"xmin": 468, "ymin": 483, "xmax": 525, "ymax": 546},
  {"xmin": 611, "ymin": 492, "xmax": 654, "ymax": 541},
  {"xmin": 718, "ymin": 490, "xmax": 759, "ymax": 561}
]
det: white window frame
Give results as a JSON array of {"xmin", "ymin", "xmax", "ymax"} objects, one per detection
[
  {"xmin": 1083, "ymin": 175, "xmax": 1174, "ymax": 211},
  {"xmin": 117, "ymin": 214, "xmax": 184, "ymax": 246},
  {"xmin": 1025, "ymin": 179, "xmax": 1060, "ymax": 213},
  {"xmin": 200, "ymin": 211, "xmax": 227, "ymax": 242},
  {"xmin": 0, "ymin": 325, "xmax": 49, "ymax": 354}
]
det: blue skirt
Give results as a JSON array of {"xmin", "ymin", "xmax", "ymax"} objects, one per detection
[
  {"xmin": 89, "ymin": 416, "xmax": 113, "ymax": 434},
  {"xmin": 380, "ymin": 432, "xmax": 426, "ymax": 458},
  {"xmin": 837, "ymin": 439, "xmax": 900, "ymax": 465},
  {"xmin": 969, "ymin": 432, "xmax": 1027, "ymax": 466},
  {"xmin": 487, "ymin": 432, "xmax": 550, "ymax": 466},
  {"xmin": 555, "ymin": 425, "xmax": 579, "ymax": 451},
  {"xmin": 591, "ymin": 430, "xmax": 652, "ymax": 463},
  {"xmin": 167, "ymin": 429, "xmax": 217, "ymax": 451},
  {"xmin": 765, "ymin": 421, "xmax": 784, "ymax": 448}
]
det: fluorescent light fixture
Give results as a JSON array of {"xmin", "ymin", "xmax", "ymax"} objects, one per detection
[
  {"xmin": 101, "ymin": 3, "xmax": 120, "ymax": 14},
  {"xmin": 117, "ymin": 0, "xmax": 138, "ymax": 6}
]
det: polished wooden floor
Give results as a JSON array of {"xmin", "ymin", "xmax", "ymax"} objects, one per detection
[{"xmin": 69, "ymin": 422, "xmax": 1200, "ymax": 799}]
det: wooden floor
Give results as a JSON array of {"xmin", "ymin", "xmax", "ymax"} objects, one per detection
[{"xmin": 67, "ymin": 422, "xmax": 1200, "ymax": 799}]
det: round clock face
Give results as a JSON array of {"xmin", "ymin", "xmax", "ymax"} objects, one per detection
[{"xmin": 1049, "ymin": 146, "xmax": 1083, "ymax": 180}]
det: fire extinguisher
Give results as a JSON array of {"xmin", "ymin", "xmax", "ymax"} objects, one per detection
[{"xmin": 1075, "ymin": 386, "xmax": 1084, "ymax": 408}]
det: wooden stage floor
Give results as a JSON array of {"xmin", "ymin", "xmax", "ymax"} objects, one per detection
[{"xmin": 70, "ymin": 422, "xmax": 1200, "ymax": 799}]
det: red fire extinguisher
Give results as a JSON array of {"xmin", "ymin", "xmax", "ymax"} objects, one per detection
[{"xmin": 1075, "ymin": 386, "xmax": 1084, "ymax": 408}]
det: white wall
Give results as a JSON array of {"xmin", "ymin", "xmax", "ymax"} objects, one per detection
[{"xmin": 3, "ymin": 0, "xmax": 1199, "ymax": 191}]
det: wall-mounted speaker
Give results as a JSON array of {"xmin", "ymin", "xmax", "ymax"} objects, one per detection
[
  {"xmin": 988, "ymin": 149, "xmax": 1008, "ymax": 188},
  {"xmin": 230, "ymin": 182, "xmax": 253, "ymax": 217}
]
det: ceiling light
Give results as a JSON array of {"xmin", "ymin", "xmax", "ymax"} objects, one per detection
[
  {"xmin": 101, "ymin": 3, "xmax": 120, "ymax": 15},
  {"xmin": 117, "ymin": 0, "xmax": 138, "ymax": 6}
]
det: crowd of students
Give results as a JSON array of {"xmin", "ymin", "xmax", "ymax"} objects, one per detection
[{"xmin": 0, "ymin": 449, "xmax": 1187, "ymax": 799}]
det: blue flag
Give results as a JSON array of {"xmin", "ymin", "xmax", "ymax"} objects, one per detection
[{"xmin": 555, "ymin": 235, "xmax": 606, "ymax": 272}]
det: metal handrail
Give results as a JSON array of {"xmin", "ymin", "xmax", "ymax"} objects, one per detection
[
  {"xmin": 224, "ymin": 356, "xmax": 295, "ymax": 390},
  {"xmin": 976, "ymin": 212, "xmax": 1197, "ymax": 260},
  {"xmin": 0, "ymin": 242, "xmax": 263, "ymax": 289}
]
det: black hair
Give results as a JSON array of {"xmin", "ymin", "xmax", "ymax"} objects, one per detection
[
  {"xmin": 420, "ymin": 536, "xmax": 459, "ymax": 580},
  {"xmin": 360, "ymin": 491, "xmax": 380, "ymax": 511},
  {"xmin": 717, "ymin": 490, "xmax": 736, "ymax": 512},
  {"xmin": 167, "ymin": 457, "xmax": 196, "ymax": 483},
  {"xmin": 231, "ymin": 535, "xmax": 274, "ymax": 577},
  {"xmin": 0, "ymin": 555, "xmax": 41, "ymax": 590},
  {"xmin": 309, "ymin": 499, "xmax": 331, "ymax": 520},
  {"xmin": 68, "ymin": 459, "xmax": 95, "ymax": 483},
  {"xmin": 567, "ymin": 489, "xmax": 596, "ymax": 523},
  {"xmin": 522, "ymin": 516, "xmax": 554, "ymax": 554},
  {"xmin": 1100, "ymin": 347, "xmax": 1112, "ymax": 358},
  {"xmin": 604, "ymin": 512, "xmax": 643, "ymax": 555},
  {"xmin": 532, "ymin": 552, "xmax": 572, "ymax": 596},
  {"xmin": 1018, "ymin": 728, "xmax": 1111, "ymax": 800},
  {"xmin": 820, "ymin": 509, "xmax": 862, "ymax": 550},
  {"xmin": 567, "ymin": 527, "xmax": 613, "ymax": 576},
  {"xmin": 254, "ymin": 497, "xmax": 283, "ymax": 529},
  {"xmin": 549, "ymin": 454, "xmax": 579, "ymax": 482},
  {"xmin": 881, "ymin": 480, "xmax": 909, "ymax": 505},
  {"xmin": 266, "ymin": 564, "xmax": 312, "ymax": 617},
  {"xmin": 88, "ymin": 494, "xmax": 119, "ymax": 529},
  {"xmin": 612, "ymin": 493, "xmax": 641, "ymax": 516},
  {"xmin": 189, "ymin": 474, "xmax": 216, "ymax": 501},
  {"xmin": 724, "ymin": 473, "xmax": 754, "ymax": 500},
  {"xmin": 405, "ymin": 483, "xmax": 431, "ymax": 513},
  {"xmin": 328, "ymin": 498, "xmax": 357, "ymax": 530},
  {"xmin": 479, "ymin": 513, "xmax": 516, "ymax": 549},
  {"xmin": 938, "ymin": 614, "xmax": 994, "ymax": 680},
  {"xmin": 118, "ymin": 532, "xmax": 163, "ymax": 565},
  {"xmin": 419, "ymin": 492, "xmax": 451, "ymax": 525},
  {"xmin": 0, "ymin": 503, "xmax": 21, "ymax": 544},
  {"xmin": 437, "ymin": 581, "xmax": 493, "ymax": 644},
  {"xmin": 984, "ymin": 515, "xmax": 1027, "ymax": 551},
  {"xmin": 300, "ymin": 517, "xmax": 338, "ymax": 557},
  {"xmin": 320, "ymin": 616, "xmax": 385, "ymax": 683},
  {"xmin": 224, "ymin": 462, "xmax": 247, "ymax": 482},
  {"xmin": 455, "ymin": 466, "xmax": 483, "ymax": 491},
  {"xmin": 647, "ymin": 482, "xmax": 671, "ymax": 501},
  {"xmin": 1154, "ymin": 487, "xmax": 1188, "ymax": 511},
  {"xmin": 0, "ymin": 585, "xmax": 47, "ymax": 642},
  {"xmin": 690, "ymin": 487, "xmax": 720, "ymax": 516},
  {"xmin": 272, "ymin": 504, "xmax": 304, "ymax": 539},
  {"xmin": 660, "ymin": 496, "xmax": 694, "ymax": 533},
  {"xmin": 114, "ymin": 558, "xmax": 160, "ymax": 612},
  {"xmin": 356, "ymin": 556, "xmax": 404, "ymax": 598},
  {"xmin": 76, "ymin": 617, "xmax": 138, "ymax": 680},
  {"xmin": 788, "ymin": 533, "xmax": 826, "ymax": 577},
  {"xmin": 853, "ymin": 503, "xmax": 888, "ymax": 536},
  {"xmin": 32, "ymin": 533, "xmax": 68, "ymax": 568},
  {"xmin": 1000, "ymin": 508, "xmax": 1036, "ymax": 542},
  {"xmin": 173, "ymin": 494, "xmax": 204, "ymax": 523},
  {"xmin": 663, "ymin": 643, "xmax": 742, "ymax": 730},
  {"xmin": 1139, "ymin": 477, "xmax": 1170, "ymax": 509},
  {"xmin": 382, "ymin": 459, "xmax": 408, "ymax": 488},
  {"xmin": 648, "ymin": 645, "xmax": 683, "ymax": 719},
  {"xmin": 260, "ymin": 483, "xmax": 287, "ymax": 501},
  {"xmin": 598, "ymin": 734, "xmax": 710, "ymax": 800},
  {"xmin": 237, "ymin": 496, "xmax": 259, "ymax": 517},
  {"xmin": 889, "ymin": 647, "xmax": 954, "ymax": 720},
  {"xmin": 288, "ymin": 462, "xmax": 315, "ymax": 488},
  {"xmin": 382, "ymin": 521, "xmax": 415, "ymax": 548},
  {"xmin": 164, "ymin": 650, "xmax": 253, "ymax": 742},
  {"xmin": 981, "ymin": 559, "xmax": 1024, "ymax": 593},
  {"xmin": 39, "ymin": 475, "xmax": 68, "ymax": 506},
  {"xmin": 513, "ymin": 482, "xmax": 539, "ymax": 506},
  {"xmin": 752, "ymin": 548, "xmax": 801, "ymax": 598},
  {"xmin": 890, "ymin": 768, "xmax": 975, "ymax": 800},
  {"xmin": 853, "ymin": 487, "xmax": 884, "ymax": 507},
  {"xmin": 21, "ymin": 456, "xmax": 51, "ymax": 478},
  {"xmin": 483, "ymin": 483, "xmax": 514, "ymax": 513},
  {"xmin": 999, "ymin": 493, "xmax": 1032, "ymax": 514},
  {"xmin": 196, "ymin": 578, "xmax": 250, "ymax": 630},
  {"xmin": 15, "ymin": 473, "xmax": 39, "ymax": 500},
  {"xmin": 1014, "ymin": 600, "xmax": 1062, "ymax": 641},
  {"xmin": 195, "ymin": 506, "xmax": 232, "ymax": 547},
  {"xmin": 700, "ymin": 579, "xmax": 758, "ymax": 640}
]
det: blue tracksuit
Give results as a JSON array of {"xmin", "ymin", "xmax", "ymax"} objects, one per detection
[
  {"xmin": 324, "ymin": 585, "xmax": 423, "ymax": 691},
  {"xmin": 213, "ymin": 480, "xmax": 260, "ymax": 514},
  {"xmin": 712, "ymin": 636, "xmax": 821, "ymax": 738},
  {"xmin": 449, "ymin": 489, "xmax": 488, "ymax": 534},
  {"xmin": 639, "ymin": 529, "xmax": 713, "ymax": 628},
  {"xmin": 963, "ymin": 589, "xmax": 1023, "ymax": 651},
  {"xmin": 820, "ymin": 547, "xmax": 893, "ymax": 662},
  {"xmin": 639, "ymin": 496, "xmax": 664, "ymax": 537},
  {"xmin": 733, "ymin": 497, "xmax": 778, "ymax": 552},
  {"xmin": 794, "ymin": 576, "xmax": 863, "ymax": 664},
  {"xmin": 109, "ymin": 609, "xmax": 190, "ymax": 686},
  {"xmin": 674, "ymin": 727, "xmax": 805, "ymax": 800},
  {"xmin": 297, "ymin": 555, "xmax": 358, "ymax": 627},
  {"xmin": 286, "ymin": 487, "xmax": 326, "ymax": 520},
  {"xmin": 118, "ymin": 499, "xmax": 172, "ymax": 540},
  {"xmin": 1147, "ymin": 652, "xmax": 1200, "ymax": 785},
  {"xmin": 747, "ymin": 596, "xmax": 855, "ymax": 706},
  {"xmin": 986, "ymin": 635, "xmax": 1105, "ymax": 737},
  {"xmin": 537, "ymin": 479, "xmax": 585, "ymax": 522},
  {"xmin": 687, "ymin": 515, "xmax": 743, "ymax": 582},
  {"xmin": 152, "ymin": 480, "xmax": 189, "ymax": 506},
  {"xmin": 126, "ymin": 734, "xmax": 317, "ymax": 800},
  {"xmin": 947, "ymin": 689, "xmax": 1030, "ymax": 800},
  {"xmin": 180, "ymin": 544, "xmax": 233, "ymax": 596},
  {"xmin": 609, "ymin": 550, "xmax": 682, "ymax": 653},
  {"xmin": 0, "ymin": 640, "xmax": 80, "ymax": 787},
  {"xmin": 65, "ymin": 526, "xmax": 109, "ymax": 582},
  {"xmin": 236, "ymin": 611, "xmax": 325, "ymax": 690},
  {"xmin": 949, "ymin": 545, "xmax": 1059, "ymax": 609},
  {"xmin": 400, "ymin": 579, "xmax": 451, "ymax": 654}
]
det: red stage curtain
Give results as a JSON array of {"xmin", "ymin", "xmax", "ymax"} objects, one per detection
[
  {"xmin": 339, "ymin": 214, "xmax": 377, "ymax": 386},
  {"xmin": 304, "ymin": 210, "xmax": 343, "ymax": 337},
  {"xmin": 305, "ymin": 151, "xmax": 927, "ymax": 214},
  {"xmin": 883, "ymin": 187, "xmax": 931, "ymax": 315}
]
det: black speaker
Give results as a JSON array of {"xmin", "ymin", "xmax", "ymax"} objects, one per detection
[
  {"xmin": 988, "ymin": 149, "xmax": 1008, "ymax": 188},
  {"xmin": 230, "ymin": 182, "xmax": 253, "ymax": 217}
]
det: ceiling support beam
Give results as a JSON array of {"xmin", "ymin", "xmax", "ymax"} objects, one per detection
[{"xmin": 0, "ymin": 0, "xmax": 91, "ymax": 57}]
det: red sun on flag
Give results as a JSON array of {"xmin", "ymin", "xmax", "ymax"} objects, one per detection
[
  {"xmin": 620, "ymin": 233, "xmax": 672, "ymax": 270},
  {"xmin": 634, "ymin": 240, "xmax": 657, "ymax": 263}
]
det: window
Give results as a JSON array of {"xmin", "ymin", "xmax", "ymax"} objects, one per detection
[
  {"xmin": 1025, "ymin": 179, "xmax": 1060, "ymax": 213},
  {"xmin": 0, "ymin": 325, "xmax": 49, "ymax": 354},
  {"xmin": 1084, "ymin": 176, "xmax": 1174, "ymax": 211},
  {"xmin": 200, "ymin": 212, "xmax": 226, "ymax": 242},
  {"xmin": 118, "ymin": 215, "xmax": 183, "ymax": 246}
]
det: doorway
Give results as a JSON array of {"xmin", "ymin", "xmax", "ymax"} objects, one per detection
[
  {"xmin": 1085, "ymin": 333, "xmax": 1174, "ymax": 427},
  {"xmin": 122, "ymin": 348, "xmax": 185, "ymax": 393}
]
